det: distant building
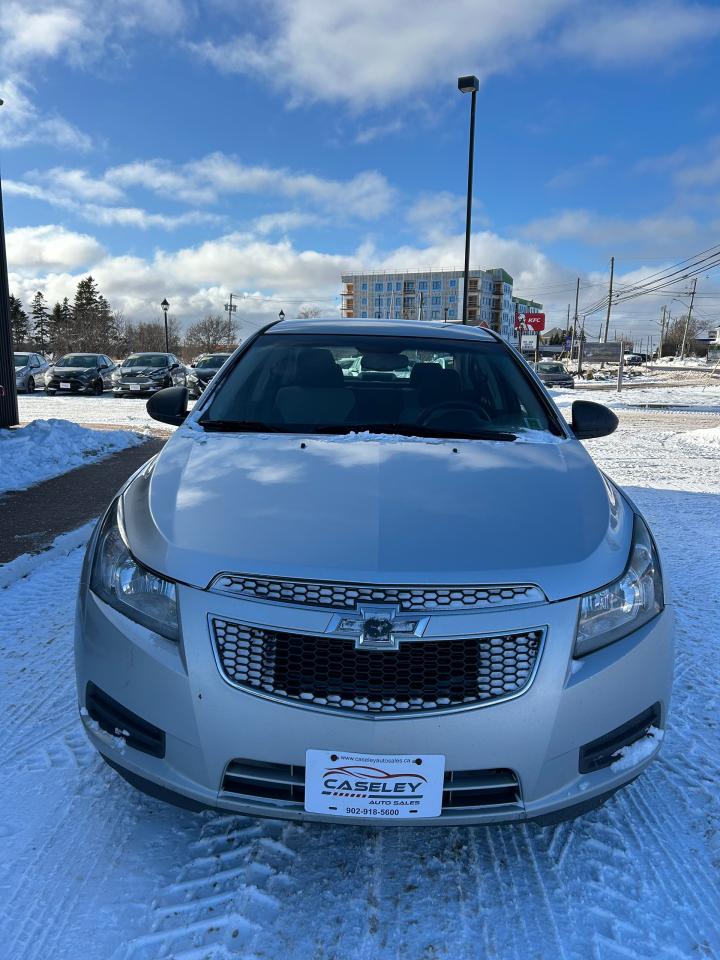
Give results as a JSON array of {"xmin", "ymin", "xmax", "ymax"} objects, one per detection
[{"xmin": 341, "ymin": 268, "xmax": 522, "ymax": 340}]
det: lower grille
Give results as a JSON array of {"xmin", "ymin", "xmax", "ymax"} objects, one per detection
[
  {"xmin": 222, "ymin": 759, "xmax": 521, "ymax": 813},
  {"xmin": 211, "ymin": 618, "xmax": 543, "ymax": 715},
  {"xmin": 85, "ymin": 682, "xmax": 165, "ymax": 758}
]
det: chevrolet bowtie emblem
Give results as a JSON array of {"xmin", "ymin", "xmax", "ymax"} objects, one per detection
[{"xmin": 327, "ymin": 605, "xmax": 428, "ymax": 650}]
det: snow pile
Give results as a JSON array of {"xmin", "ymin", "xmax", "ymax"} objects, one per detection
[
  {"xmin": 0, "ymin": 419, "xmax": 143, "ymax": 496},
  {"xmin": 676, "ymin": 426, "xmax": 720, "ymax": 450}
]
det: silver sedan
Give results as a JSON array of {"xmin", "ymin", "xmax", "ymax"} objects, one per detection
[
  {"xmin": 75, "ymin": 319, "xmax": 673, "ymax": 826},
  {"xmin": 14, "ymin": 352, "xmax": 50, "ymax": 393}
]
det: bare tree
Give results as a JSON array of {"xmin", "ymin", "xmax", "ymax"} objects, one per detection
[
  {"xmin": 662, "ymin": 315, "xmax": 702, "ymax": 356},
  {"xmin": 297, "ymin": 306, "xmax": 322, "ymax": 319},
  {"xmin": 183, "ymin": 314, "xmax": 238, "ymax": 355}
]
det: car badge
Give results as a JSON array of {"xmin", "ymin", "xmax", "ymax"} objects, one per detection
[{"xmin": 328, "ymin": 605, "xmax": 428, "ymax": 651}]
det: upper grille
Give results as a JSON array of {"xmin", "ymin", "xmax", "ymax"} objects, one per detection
[
  {"xmin": 211, "ymin": 618, "xmax": 543, "ymax": 716},
  {"xmin": 210, "ymin": 575, "xmax": 544, "ymax": 611}
]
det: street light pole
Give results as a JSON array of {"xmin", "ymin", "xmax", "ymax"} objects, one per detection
[
  {"xmin": 160, "ymin": 298, "xmax": 170, "ymax": 353},
  {"xmin": 0, "ymin": 97, "xmax": 19, "ymax": 428},
  {"xmin": 458, "ymin": 75, "xmax": 479, "ymax": 325}
]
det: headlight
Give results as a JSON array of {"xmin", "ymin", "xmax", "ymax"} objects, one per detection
[
  {"xmin": 187, "ymin": 373, "xmax": 198, "ymax": 383},
  {"xmin": 574, "ymin": 514, "xmax": 664, "ymax": 657},
  {"xmin": 90, "ymin": 500, "xmax": 179, "ymax": 641},
  {"xmin": 111, "ymin": 370, "xmax": 121, "ymax": 381}
]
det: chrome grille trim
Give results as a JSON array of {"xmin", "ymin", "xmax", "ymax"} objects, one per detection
[
  {"xmin": 209, "ymin": 616, "xmax": 545, "ymax": 719},
  {"xmin": 209, "ymin": 574, "xmax": 545, "ymax": 611},
  {"xmin": 220, "ymin": 759, "xmax": 522, "ymax": 813}
]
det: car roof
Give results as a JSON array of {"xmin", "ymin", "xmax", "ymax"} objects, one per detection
[{"xmin": 268, "ymin": 317, "xmax": 499, "ymax": 342}]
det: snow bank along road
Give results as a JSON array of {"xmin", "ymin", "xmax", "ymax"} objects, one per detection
[{"xmin": 1, "ymin": 406, "xmax": 719, "ymax": 959}]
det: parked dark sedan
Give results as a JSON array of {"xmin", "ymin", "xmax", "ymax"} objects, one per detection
[
  {"xmin": 186, "ymin": 353, "xmax": 232, "ymax": 398},
  {"xmin": 533, "ymin": 361, "xmax": 575, "ymax": 389},
  {"xmin": 45, "ymin": 354, "xmax": 116, "ymax": 394},
  {"xmin": 112, "ymin": 353, "xmax": 186, "ymax": 396}
]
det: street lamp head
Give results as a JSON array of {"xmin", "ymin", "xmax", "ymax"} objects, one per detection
[
  {"xmin": 458, "ymin": 75, "xmax": 479, "ymax": 94},
  {"xmin": 278, "ymin": 309, "xmax": 285, "ymax": 320},
  {"xmin": 161, "ymin": 298, "xmax": 169, "ymax": 312}
]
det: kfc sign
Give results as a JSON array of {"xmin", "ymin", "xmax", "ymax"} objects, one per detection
[{"xmin": 523, "ymin": 312, "xmax": 545, "ymax": 332}]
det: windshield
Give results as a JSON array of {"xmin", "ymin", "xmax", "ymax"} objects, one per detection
[
  {"xmin": 537, "ymin": 363, "xmax": 566, "ymax": 374},
  {"xmin": 200, "ymin": 333, "xmax": 563, "ymax": 440},
  {"xmin": 55, "ymin": 354, "xmax": 97, "ymax": 368},
  {"xmin": 14, "ymin": 353, "xmax": 31, "ymax": 366},
  {"xmin": 197, "ymin": 354, "xmax": 230, "ymax": 370},
  {"xmin": 124, "ymin": 354, "xmax": 168, "ymax": 368}
]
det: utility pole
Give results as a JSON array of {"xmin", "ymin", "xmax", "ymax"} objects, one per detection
[
  {"xmin": 680, "ymin": 278, "xmax": 697, "ymax": 359},
  {"xmin": 659, "ymin": 305, "xmax": 666, "ymax": 358},
  {"xmin": 602, "ymin": 255, "xmax": 615, "ymax": 343},
  {"xmin": 0, "ymin": 97, "xmax": 19, "ymax": 428},
  {"xmin": 570, "ymin": 277, "xmax": 579, "ymax": 367}
]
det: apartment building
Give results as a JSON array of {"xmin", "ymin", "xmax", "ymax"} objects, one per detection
[{"xmin": 341, "ymin": 268, "xmax": 518, "ymax": 340}]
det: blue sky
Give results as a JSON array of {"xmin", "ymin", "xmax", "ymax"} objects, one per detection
[{"xmin": 1, "ymin": 0, "xmax": 720, "ymax": 341}]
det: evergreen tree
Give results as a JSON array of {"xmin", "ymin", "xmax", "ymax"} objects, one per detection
[
  {"xmin": 97, "ymin": 294, "xmax": 114, "ymax": 352},
  {"xmin": 9, "ymin": 294, "xmax": 29, "ymax": 348},
  {"xmin": 72, "ymin": 276, "xmax": 101, "ymax": 350},
  {"xmin": 30, "ymin": 291, "xmax": 50, "ymax": 354}
]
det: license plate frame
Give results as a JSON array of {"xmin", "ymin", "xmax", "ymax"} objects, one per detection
[
  {"xmin": 304, "ymin": 750, "xmax": 445, "ymax": 820},
  {"xmin": 60, "ymin": 382, "xmax": 71, "ymax": 389}
]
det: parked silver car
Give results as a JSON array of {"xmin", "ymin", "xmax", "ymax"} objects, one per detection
[
  {"xmin": 75, "ymin": 319, "xmax": 673, "ymax": 825},
  {"xmin": 14, "ymin": 352, "xmax": 50, "ymax": 393},
  {"xmin": 112, "ymin": 352, "xmax": 186, "ymax": 396}
]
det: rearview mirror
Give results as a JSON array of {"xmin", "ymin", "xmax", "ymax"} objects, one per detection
[
  {"xmin": 147, "ymin": 386, "xmax": 188, "ymax": 426},
  {"xmin": 571, "ymin": 400, "xmax": 618, "ymax": 440}
]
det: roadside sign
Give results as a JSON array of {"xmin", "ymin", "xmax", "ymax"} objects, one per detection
[
  {"xmin": 524, "ymin": 312, "xmax": 545, "ymax": 332},
  {"xmin": 564, "ymin": 337, "xmax": 572, "ymax": 351},
  {"xmin": 520, "ymin": 334, "xmax": 537, "ymax": 351},
  {"xmin": 580, "ymin": 342, "xmax": 622, "ymax": 362}
]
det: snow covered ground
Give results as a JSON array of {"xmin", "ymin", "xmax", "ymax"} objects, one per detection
[
  {"xmin": 0, "ymin": 419, "xmax": 144, "ymax": 496},
  {"xmin": 18, "ymin": 392, "xmax": 183, "ymax": 431},
  {"xmin": 1, "ymin": 406, "xmax": 719, "ymax": 959},
  {"xmin": 551, "ymin": 381, "xmax": 720, "ymax": 412}
]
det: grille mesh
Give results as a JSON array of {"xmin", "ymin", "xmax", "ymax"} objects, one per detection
[
  {"xmin": 211, "ymin": 618, "xmax": 542, "ymax": 715},
  {"xmin": 210, "ymin": 575, "xmax": 543, "ymax": 611}
]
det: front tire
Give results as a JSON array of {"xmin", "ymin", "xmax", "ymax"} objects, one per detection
[
  {"xmin": 27, "ymin": 377, "xmax": 35, "ymax": 393},
  {"xmin": 93, "ymin": 378, "xmax": 103, "ymax": 395}
]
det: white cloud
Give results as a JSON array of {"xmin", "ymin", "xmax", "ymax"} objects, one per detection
[
  {"xmin": 189, "ymin": 0, "xmax": 566, "ymax": 107},
  {"xmin": 7, "ymin": 216, "xmax": 713, "ymax": 342},
  {"xmin": 518, "ymin": 209, "xmax": 700, "ymax": 248},
  {"xmin": 355, "ymin": 120, "xmax": 404, "ymax": 145},
  {"xmin": 0, "ymin": 0, "xmax": 190, "ymax": 150},
  {"xmin": 189, "ymin": 0, "xmax": 720, "ymax": 107},
  {"xmin": 406, "ymin": 192, "xmax": 468, "ymax": 241},
  {"xmin": 10, "ymin": 153, "xmax": 396, "ymax": 227},
  {"xmin": 546, "ymin": 155, "xmax": 609, "ymax": 190},
  {"xmin": 558, "ymin": 2, "xmax": 720, "ymax": 65},
  {"xmin": 6, "ymin": 224, "xmax": 105, "ymax": 269},
  {"xmin": 0, "ymin": 79, "xmax": 92, "ymax": 151}
]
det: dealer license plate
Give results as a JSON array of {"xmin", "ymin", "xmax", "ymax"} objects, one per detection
[
  {"xmin": 130, "ymin": 383, "xmax": 142, "ymax": 391},
  {"xmin": 304, "ymin": 750, "xmax": 445, "ymax": 819},
  {"xmin": 60, "ymin": 382, "xmax": 71, "ymax": 389}
]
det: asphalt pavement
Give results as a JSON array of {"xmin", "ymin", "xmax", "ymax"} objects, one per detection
[{"xmin": 0, "ymin": 438, "xmax": 166, "ymax": 564}]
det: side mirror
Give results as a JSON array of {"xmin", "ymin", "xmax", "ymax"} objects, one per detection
[
  {"xmin": 170, "ymin": 362, "xmax": 179, "ymax": 369},
  {"xmin": 98, "ymin": 363, "xmax": 108, "ymax": 370},
  {"xmin": 147, "ymin": 386, "xmax": 189, "ymax": 426},
  {"xmin": 190, "ymin": 362, "xmax": 196, "ymax": 368},
  {"xmin": 571, "ymin": 400, "xmax": 618, "ymax": 440}
]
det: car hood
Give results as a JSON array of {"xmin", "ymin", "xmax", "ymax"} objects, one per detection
[
  {"xmin": 51, "ymin": 366, "xmax": 95, "ymax": 375},
  {"xmin": 122, "ymin": 429, "xmax": 633, "ymax": 602}
]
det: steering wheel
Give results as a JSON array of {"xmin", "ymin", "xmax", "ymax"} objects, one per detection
[{"xmin": 417, "ymin": 399, "xmax": 491, "ymax": 424}]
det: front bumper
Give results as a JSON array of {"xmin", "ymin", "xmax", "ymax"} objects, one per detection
[
  {"xmin": 113, "ymin": 380, "xmax": 164, "ymax": 395},
  {"xmin": 46, "ymin": 377, "xmax": 96, "ymax": 393},
  {"xmin": 75, "ymin": 576, "xmax": 674, "ymax": 825}
]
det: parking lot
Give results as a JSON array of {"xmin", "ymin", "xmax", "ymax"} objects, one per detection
[{"xmin": 1, "ymin": 391, "xmax": 719, "ymax": 960}]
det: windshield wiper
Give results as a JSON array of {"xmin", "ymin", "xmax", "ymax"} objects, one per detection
[{"xmin": 200, "ymin": 420, "xmax": 283, "ymax": 432}]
